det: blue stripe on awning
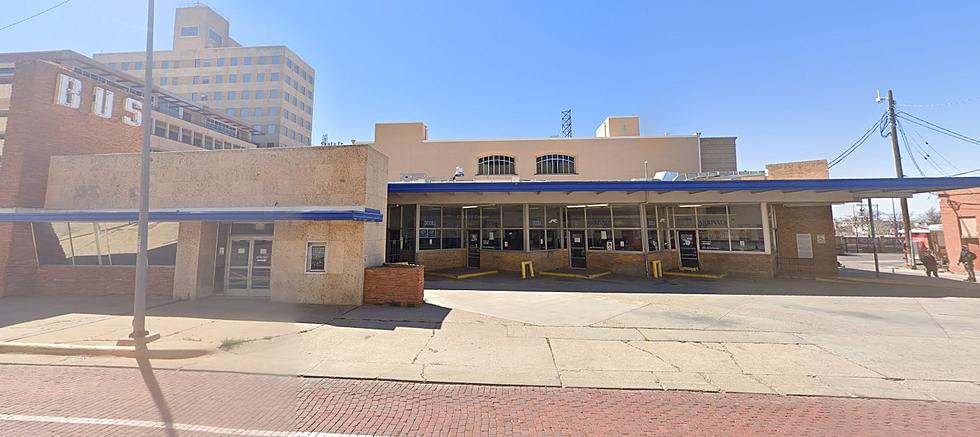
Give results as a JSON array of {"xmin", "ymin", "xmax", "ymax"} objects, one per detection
[
  {"xmin": 387, "ymin": 177, "xmax": 980, "ymax": 194},
  {"xmin": 0, "ymin": 208, "xmax": 383, "ymax": 223}
]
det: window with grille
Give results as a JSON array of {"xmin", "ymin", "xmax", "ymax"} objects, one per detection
[
  {"xmin": 536, "ymin": 154, "xmax": 575, "ymax": 174},
  {"xmin": 477, "ymin": 155, "xmax": 516, "ymax": 175}
]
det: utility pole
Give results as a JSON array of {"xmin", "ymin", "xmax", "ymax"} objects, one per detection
[
  {"xmin": 131, "ymin": 0, "xmax": 155, "ymax": 342},
  {"xmin": 884, "ymin": 90, "xmax": 915, "ymax": 267}
]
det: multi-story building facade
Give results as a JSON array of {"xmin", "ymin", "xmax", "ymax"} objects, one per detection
[{"xmin": 94, "ymin": 4, "xmax": 315, "ymax": 148}]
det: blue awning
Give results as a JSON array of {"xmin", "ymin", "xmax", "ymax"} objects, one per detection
[
  {"xmin": 387, "ymin": 177, "xmax": 980, "ymax": 194},
  {"xmin": 0, "ymin": 207, "xmax": 383, "ymax": 223}
]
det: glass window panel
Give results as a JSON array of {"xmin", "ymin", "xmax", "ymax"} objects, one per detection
[
  {"xmin": 566, "ymin": 207, "xmax": 585, "ymax": 228},
  {"xmin": 612, "ymin": 205, "xmax": 641, "ymax": 228},
  {"xmin": 699, "ymin": 230, "xmax": 731, "ymax": 251},
  {"xmin": 731, "ymin": 229, "xmax": 765, "ymax": 252},
  {"xmin": 419, "ymin": 229, "xmax": 440, "ymax": 250},
  {"xmin": 729, "ymin": 204, "xmax": 764, "ymax": 228},
  {"xmin": 528, "ymin": 205, "xmax": 545, "ymax": 228},
  {"xmin": 148, "ymin": 222, "xmax": 178, "ymax": 266},
  {"xmin": 645, "ymin": 204, "xmax": 658, "ymax": 229},
  {"xmin": 443, "ymin": 207, "xmax": 462, "ymax": 229},
  {"xmin": 420, "ymin": 206, "xmax": 441, "ymax": 229},
  {"xmin": 647, "ymin": 230, "xmax": 662, "ymax": 251},
  {"xmin": 464, "ymin": 207, "xmax": 480, "ymax": 229},
  {"xmin": 481, "ymin": 229, "xmax": 501, "ymax": 249},
  {"xmin": 586, "ymin": 206, "xmax": 612, "ymax": 228},
  {"xmin": 481, "ymin": 207, "xmax": 500, "ymax": 229},
  {"xmin": 442, "ymin": 229, "xmax": 461, "ymax": 249},
  {"xmin": 102, "ymin": 222, "xmax": 137, "ymax": 265},
  {"xmin": 614, "ymin": 229, "xmax": 643, "ymax": 251},
  {"xmin": 502, "ymin": 205, "xmax": 523, "ymax": 228},
  {"xmin": 503, "ymin": 229, "xmax": 523, "ymax": 251},
  {"xmin": 387, "ymin": 205, "xmax": 402, "ymax": 230},
  {"xmin": 545, "ymin": 206, "xmax": 562, "ymax": 229},
  {"xmin": 33, "ymin": 222, "xmax": 72, "ymax": 265},
  {"xmin": 697, "ymin": 214, "xmax": 729, "ymax": 229},
  {"xmin": 68, "ymin": 223, "xmax": 101, "ymax": 265},
  {"xmin": 307, "ymin": 243, "xmax": 326, "ymax": 272},
  {"xmin": 657, "ymin": 206, "xmax": 672, "ymax": 229},
  {"xmin": 545, "ymin": 229, "xmax": 561, "ymax": 250},
  {"xmin": 674, "ymin": 213, "xmax": 696, "ymax": 228},
  {"xmin": 529, "ymin": 229, "xmax": 545, "ymax": 250},
  {"xmin": 588, "ymin": 229, "xmax": 611, "ymax": 250}
]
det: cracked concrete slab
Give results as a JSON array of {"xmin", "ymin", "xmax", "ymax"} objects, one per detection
[
  {"xmin": 507, "ymin": 325, "xmax": 645, "ymax": 341},
  {"xmin": 756, "ymin": 375, "xmax": 850, "ymax": 397},
  {"xmin": 702, "ymin": 373, "xmax": 776, "ymax": 394},
  {"xmin": 818, "ymin": 377, "xmax": 934, "ymax": 401},
  {"xmin": 638, "ymin": 329, "xmax": 804, "ymax": 344},
  {"xmin": 559, "ymin": 369, "xmax": 662, "ymax": 389},
  {"xmin": 724, "ymin": 343, "xmax": 882, "ymax": 377},
  {"xmin": 628, "ymin": 341, "xmax": 743, "ymax": 373},
  {"xmin": 423, "ymin": 364, "xmax": 560, "ymax": 387},
  {"xmin": 549, "ymin": 339, "xmax": 678, "ymax": 371}
]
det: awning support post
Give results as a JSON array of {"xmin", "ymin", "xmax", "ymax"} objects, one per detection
[{"xmin": 867, "ymin": 198, "xmax": 880, "ymax": 278}]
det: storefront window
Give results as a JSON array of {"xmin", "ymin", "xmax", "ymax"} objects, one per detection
[
  {"xmin": 612, "ymin": 205, "xmax": 641, "ymax": 252},
  {"xmin": 661, "ymin": 204, "xmax": 765, "ymax": 253},
  {"xmin": 418, "ymin": 206, "xmax": 462, "ymax": 250},
  {"xmin": 33, "ymin": 222, "xmax": 178, "ymax": 266},
  {"xmin": 528, "ymin": 205, "xmax": 563, "ymax": 251}
]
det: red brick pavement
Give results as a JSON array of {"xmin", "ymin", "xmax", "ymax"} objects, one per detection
[{"xmin": 0, "ymin": 363, "xmax": 978, "ymax": 436}]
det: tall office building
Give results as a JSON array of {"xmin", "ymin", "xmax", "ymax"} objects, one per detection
[{"xmin": 94, "ymin": 4, "xmax": 314, "ymax": 148}]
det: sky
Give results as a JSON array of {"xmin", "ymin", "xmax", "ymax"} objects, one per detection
[{"xmin": 3, "ymin": 0, "xmax": 980, "ymax": 217}]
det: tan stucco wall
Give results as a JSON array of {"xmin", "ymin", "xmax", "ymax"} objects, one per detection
[
  {"xmin": 374, "ymin": 122, "xmax": 709, "ymax": 182},
  {"xmin": 44, "ymin": 145, "xmax": 388, "ymax": 305}
]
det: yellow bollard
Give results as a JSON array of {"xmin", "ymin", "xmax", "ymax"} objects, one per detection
[
  {"xmin": 650, "ymin": 260, "xmax": 663, "ymax": 279},
  {"xmin": 520, "ymin": 260, "xmax": 535, "ymax": 279}
]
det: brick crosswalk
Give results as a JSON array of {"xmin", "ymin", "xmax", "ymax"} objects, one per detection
[{"xmin": 0, "ymin": 364, "xmax": 977, "ymax": 436}]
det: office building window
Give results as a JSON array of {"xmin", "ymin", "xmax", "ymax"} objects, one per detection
[
  {"xmin": 226, "ymin": 108, "xmax": 235, "ymax": 116},
  {"xmin": 254, "ymin": 107, "xmax": 264, "ymax": 116},
  {"xmin": 283, "ymin": 109, "xmax": 290, "ymax": 119},
  {"xmin": 168, "ymin": 124, "xmax": 179, "ymax": 141},
  {"xmin": 477, "ymin": 155, "xmax": 516, "ymax": 176},
  {"xmin": 271, "ymin": 72, "xmax": 280, "ymax": 81},
  {"xmin": 121, "ymin": 62, "xmax": 130, "ymax": 70},
  {"xmin": 240, "ymin": 108, "xmax": 249, "ymax": 117},
  {"xmin": 271, "ymin": 55, "xmax": 281, "ymax": 64},
  {"xmin": 108, "ymin": 62, "xmax": 117, "ymax": 69},
  {"xmin": 253, "ymin": 124, "xmax": 263, "ymax": 134},
  {"xmin": 230, "ymin": 57, "xmax": 238, "ymax": 66},
  {"xmin": 213, "ymin": 91, "xmax": 222, "ymax": 101},
  {"xmin": 270, "ymin": 89, "xmax": 279, "ymax": 99},
  {"xmin": 536, "ymin": 154, "xmax": 576, "ymax": 175},
  {"xmin": 134, "ymin": 62, "xmax": 143, "ymax": 70},
  {"xmin": 268, "ymin": 124, "xmax": 277, "ymax": 134},
  {"xmin": 284, "ymin": 76, "xmax": 291, "ymax": 85},
  {"xmin": 418, "ymin": 206, "xmax": 463, "ymax": 250},
  {"xmin": 243, "ymin": 73, "xmax": 251, "ymax": 83},
  {"xmin": 257, "ymin": 56, "xmax": 267, "ymax": 65},
  {"xmin": 215, "ymin": 74, "xmax": 223, "ymax": 84},
  {"xmin": 193, "ymin": 132, "xmax": 203, "ymax": 147},
  {"xmin": 180, "ymin": 26, "xmax": 199, "ymax": 37},
  {"xmin": 255, "ymin": 90, "xmax": 265, "ymax": 99},
  {"xmin": 216, "ymin": 58, "xmax": 225, "ymax": 67},
  {"xmin": 194, "ymin": 59, "xmax": 202, "ymax": 67},
  {"xmin": 160, "ymin": 77, "xmax": 168, "ymax": 85},
  {"xmin": 193, "ymin": 76, "xmax": 201, "ymax": 84},
  {"xmin": 161, "ymin": 60, "xmax": 170, "ymax": 69},
  {"xmin": 257, "ymin": 73, "xmax": 265, "ymax": 82},
  {"xmin": 204, "ymin": 136, "xmax": 214, "ymax": 149},
  {"xmin": 269, "ymin": 107, "xmax": 279, "ymax": 116},
  {"xmin": 241, "ymin": 90, "xmax": 251, "ymax": 99},
  {"xmin": 243, "ymin": 56, "xmax": 252, "ymax": 65},
  {"xmin": 208, "ymin": 28, "xmax": 223, "ymax": 46},
  {"xmin": 171, "ymin": 77, "xmax": 179, "ymax": 85},
  {"xmin": 154, "ymin": 120, "xmax": 166, "ymax": 137},
  {"xmin": 286, "ymin": 58, "xmax": 293, "ymax": 68},
  {"xmin": 227, "ymin": 91, "xmax": 237, "ymax": 100},
  {"xmin": 229, "ymin": 74, "xmax": 237, "ymax": 83}
]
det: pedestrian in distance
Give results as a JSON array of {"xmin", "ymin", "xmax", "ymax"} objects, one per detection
[
  {"xmin": 920, "ymin": 249, "xmax": 939, "ymax": 278},
  {"xmin": 958, "ymin": 244, "xmax": 977, "ymax": 282}
]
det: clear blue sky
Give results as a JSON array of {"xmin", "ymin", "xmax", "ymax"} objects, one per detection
[{"xmin": 4, "ymin": 0, "xmax": 980, "ymax": 216}]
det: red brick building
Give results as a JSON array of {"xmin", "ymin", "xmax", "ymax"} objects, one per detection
[{"xmin": 939, "ymin": 189, "xmax": 980, "ymax": 273}]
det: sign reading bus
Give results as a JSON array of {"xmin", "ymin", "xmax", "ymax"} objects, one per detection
[{"xmin": 54, "ymin": 73, "xmax": 142, "ymax": 127}]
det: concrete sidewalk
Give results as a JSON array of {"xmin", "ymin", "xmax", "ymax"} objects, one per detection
[{"xmin": 1, "ymin": 284, "xmax": 979, "ymax": 403}]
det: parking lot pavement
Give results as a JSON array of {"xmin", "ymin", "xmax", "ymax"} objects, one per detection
[
  {"xmin": 2, "ymin": 364, "xmax": 978, "ymax": 436},
  {"xmin": 1, "ymin": 276, "xmax": 979, "ymax": 402}
]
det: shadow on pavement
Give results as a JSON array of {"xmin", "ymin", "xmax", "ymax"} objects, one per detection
[
  {"xmin": 136, "ymin": 345, "xmax": 177, "ymax": 437},
  {"xmin": 0, "ymin": 295, "xmax": 173, "ymax": 329}
]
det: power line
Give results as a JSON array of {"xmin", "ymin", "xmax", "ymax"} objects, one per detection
[
  {"xmin": 895, "ymin": 119, "xmax": 927, "ymax": 176},
  {"xmin": 950, "ymin": 167, "xmax": 980, "ymax": 177},
  {"xmin": 897, "ymin": 111, "xmax": 980, "ymax": 146},
  {"xmin": 903, "ymin": 120, "xmax": 961, "ymax": 172},
  {"xmin": 896, "ymin": 118, "xmax": 947, "ymax": 175},
  {"xmin": 0, "ymin": 0, "xmax": 72, "ymax": 32},
  {"xmin": 897, "ymin": 95, "xmax": 980, "ymax": 108},
  {"xmin": 828, "ymin": 112, "xmax": 887, "ymax": 168}
]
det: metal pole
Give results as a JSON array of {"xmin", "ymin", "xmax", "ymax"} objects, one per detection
[
  {"xmin": 868, "ymin": 198, "xmax": 880, "ymax": 278},
  {"xmin": 132, "ymin": 0, "xmax": 154, "ymax": 340},
  {"xmin": 886, "ymin": 90, "xmax": 914, "ymax": 267},
  {"xmin": 643, "ymin": 161, "xmax": 649, "ymax": 180}
]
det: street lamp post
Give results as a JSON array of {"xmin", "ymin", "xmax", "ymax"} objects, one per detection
[{"xmin": 131, "ymin": 0, "xmax": 155, "ymax": 341}]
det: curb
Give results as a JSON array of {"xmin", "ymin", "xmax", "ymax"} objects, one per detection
[{"xmin": 0, "ymin": 342, "xmax": 213, "ymax": 359}]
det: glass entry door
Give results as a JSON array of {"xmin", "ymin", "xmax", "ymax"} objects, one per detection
[
  {"xmin": 569, "ymin": 230, "xmax": 587, "ymax": 269},
  {"xmin": 226, "ymin": 238, "xmax": 273, "ymax": 296}
]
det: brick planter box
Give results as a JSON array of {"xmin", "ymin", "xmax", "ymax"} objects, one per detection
[{"xmin": 363, "ymin": 264, "xmax": 424, "ymax": 306}]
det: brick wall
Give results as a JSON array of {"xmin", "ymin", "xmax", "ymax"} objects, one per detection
[
  {"xmin": 480, "ymin": 250, "xmax": 568, "ymax": 272},
  {"xmin": 363, "ymin": 264, "xmax": 424, "ymax": 306},
  {"xmin": 416, "ymin": 249, "xmax": 466, "ymax": 271},
  {"xmin": 0, "ymin": 60, "xmax": 144, "ymax": 297},
  {"xmin": 698, "ymin": 252, "xmax": 775, "ymax": 278},
  {"xmin": 33, "ymin": 266, "xmax": 175, "ymax": 296},
  {"xmin": 939, "ymin": 189, "xmax": 980, "ymax": 273},
  {"xmin": 586, "ymin": 251, "xmax": 647, "ymax": 276},
  {"xmin": 773, "ymin": 205, "xmax": 838, "ymax": 277},
  {"xmin": 766, "ymin": 160, "xmax": 830, "ymax": 180}
]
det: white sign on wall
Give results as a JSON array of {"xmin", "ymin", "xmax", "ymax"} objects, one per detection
[
  {"xmin": 796, "ymin": 233, "xmax": 813, "ymax": 259},
  {"xmin": 54, "ymin": 73, "xmax": 142, "ymax": 127}
]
